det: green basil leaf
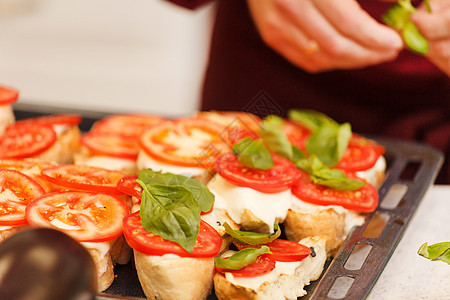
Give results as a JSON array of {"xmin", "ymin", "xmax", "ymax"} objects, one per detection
[
  {"xmin": 305, "ymin": 122, "xmax": 350, "ymax": 167},
  {"xmin": 382, "ymin": 0, "xmax": 428, "ymax": 55},
  {"xmin": 138, "ymin": 181, "xmax": 201, "ymax": 253},
  {"xmin": 402, "ymin": 22, "xmax": 429, "ymax": 54},
  {"xmin": 214, "ymin": 246, "xmax": 272, "ymax": 270},
  {"xmin": 288, "ymin": 109, "xmax": 337, "ymax": 132},
  {"xmin": 418, "ymin": 242, "xmax": 450, "ymax": 265},
  {"xmin": 296, "ymin": 156, "xmax": 366, "ymax": 191},
  {"xmin": 223, "ymin": 222, "xmax": 281, "ymax": 245},
  {"xmin": 260, "ymin": 116, "xmax": 293, "ymax": 160},
  {"xmin": 292, "ymin": 145, "xmax": 307, "ymax": 161},
  {"xmin": 138, "ymin": 169, "xmax": 214, "ymax": 213},
  {"xmin": 232, "ymin": 137, "xmax": 274, "ymax": 170}
]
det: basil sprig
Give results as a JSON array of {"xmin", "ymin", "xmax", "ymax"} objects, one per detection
[
  {"xmin": 223, "ymin": 222, "xmax": 281, "ymax": 245},
  {"xmin": 296, "ymin": 156, "xmax": 366, "ymax": 191},
  {"xmin": 138, "ymin": 169, "xmax": 214, "ymax": 253},
  {"xmin": 418, "ymin": 242, "xmax": 450, "ymax": 265},
  {"xmin": 138, "ymin": 169, "xmax": 214, "ymax": 213},
  {"xmin": 288, "ymin": 109, "xmax": 352, "ymax": 167},
  {"xmin": 232, "ymin": 137, "xmax": 274, "ymax": 170},
  {"xmin": 260, "ymin": 115, "xmax": 306, "ymax": 162},
  {"xmin": 259, "ymin": 113, "xmax": 365, "ymax": 191},
  {"xmin": 382, "ymin": 0, "xmax": 429, "ymax": 54},
  {"xmin": 214, "ymin": 246, "xmax": 271, "ymax": 270}
]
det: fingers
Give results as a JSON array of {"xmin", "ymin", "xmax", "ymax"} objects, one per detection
[
  {"xmin": 275, "ymin": 0, "xmax": 401, "ymax": 67},
  {"xmin": 411, "ymin": 8, "xmax": 450, "ymax": 40},
  {"xmin": 313, "ymin": 0, "xmax": 403, "ymax": 50}
]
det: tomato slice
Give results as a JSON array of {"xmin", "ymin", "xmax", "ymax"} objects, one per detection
[
  {"xmin": 292, "ymin": 171, "xmax": 379, "ymax": 212},
  {"xmin": 197, "ymin": 111, "xmax": 261, "ymax": 133},
  {"xmin": 0, "ymin": 169, "xmax": 45, "ymax": 226},
  {"xmin": 0, "ymin": 158, "xmax": 58, "ymax": 192},
  {"xmin": 336, "ymin": 135, "xmax": 385, "ymax": 172},
  {"xmin": 123, "ymin": 211, "xmax": 222, "ymax": 258},
  {"xmin": 215, "ymin": 153, "xmax": 301, "ymax": 193},
  {"xmin": 81, "ymin": 132, "xmax": 140, "ymax": 160},
  {"xmin": 91, "ymin": 114, "xmax": 166, "ymax": 139},
  {"xmin": 215, "ymin": 254, "xmax": 276, "ymax": 277},
  {"xmin": 282, "ymin": 120, "xmax": 312, "ymax": 150},
  {"xmin": 26, "ymin": 191, "xmax": 129, "ymax": 242},
  {"xmin": 15, "ymin": 114, "xmax": 82, "ymax": 127},
  {"xmin": 0, "ymin": 85, "xmax": 19, "ymax": 105},
  {"xmin": 139, "ymin": 118, "xmax": 229, "ymax": 168},
  {"xmin": 117, "ymin": 175, "xmax": 142, "ymax": 199},
  {"xmin": 0, "ymin": 124, "xmax": 57, "ymax": 159},
  {"xmin": 234, "ymin": 239, "xmax": 311, "ymax": 262},
  {"xmin": 41, "ymin": 164, "xmax": 125, "ymax": 195}
]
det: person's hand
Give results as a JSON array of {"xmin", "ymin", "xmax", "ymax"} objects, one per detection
[
  {"xmin": 247, "ymin": 0, "xmax": 403, "ymax": 72},
  {"xmin": 411, "ymin": 0, "xmax": 450, "ymax": 76}
]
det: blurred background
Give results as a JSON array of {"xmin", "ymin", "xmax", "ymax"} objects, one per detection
[{"xmin": 0, "ymin": 0, "xmax": 215, "ymax": 117}]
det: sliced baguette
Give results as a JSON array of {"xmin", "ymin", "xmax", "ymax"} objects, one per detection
[
  {"xmin": 214, "ymin": 236, "xmax": 327, "ymax": 300},
  {"xmin": 134, "ymin": 251, "xmax": 215, "ymax": 300}
]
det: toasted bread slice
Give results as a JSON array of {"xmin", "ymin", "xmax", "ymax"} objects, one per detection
[
  {"xmin": 36, "ymin": 126, "xmax": 81, "ymax": 164},
  {"xmin": 134, "ymin": 251, "xmax": 215, "ymax": 300},
  {"xmin": 214, "ymin": 236, "xmax": 327, "ymax": 300},
  {"xmin": 284, "ymin": 205, "xmax": 364, "ymax": 256}
]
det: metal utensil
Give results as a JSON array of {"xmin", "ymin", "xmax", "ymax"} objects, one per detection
[{"xmin": 0, "ymin": 227, "xmax": 97, "ymax": 300}]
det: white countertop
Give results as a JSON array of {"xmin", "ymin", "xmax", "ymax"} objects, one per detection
[{"xmin": 368, "ymin": 185, "xmax": 450, "ymax": 299}]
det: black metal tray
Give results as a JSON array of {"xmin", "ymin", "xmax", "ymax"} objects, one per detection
[{"xmin": 13, "ymin": 104, "xmax": 444, "ymax": 300}]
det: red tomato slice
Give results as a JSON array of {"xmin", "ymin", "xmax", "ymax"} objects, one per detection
[
  {"xmin": 117, "ymin": 175, "xmax": 142, "ymax": 199},
  {"xmin": 81, "ymin": 132, "xmax": 140, "ymax": 159},
  {"xmin": 0, "ymin": 124, "xmax": 57, "ymax": 159},
  {"xmin": 0, "ymin": 169, "xmax": 45, "ymax": 226},
  {"xmin": 0, "ymin": 158, "xmax": 58, "ymax": 192},
  {"xmin": 197, "ymin": 111, "xmax": 261, "ymax": 133},
  {"xmin": 234, "ymin": 239, "xmax": 311, "ymax": 262},
  {"xmin": 292, "ymin": 171, "xmax": 379, "ymax": 212},
  {"xmin": 336, "ymin": 135, "xmax": 385, "ymax": 172},
  {"xmin": 215, "ymin": 254, "xmax": 276, "ymax": 277},
  {"xmin": 282, "ymin": 120, "xmax": 312, "ymax": 150},
  {"xmin": 26, "ymin": 191, "xmax": 129, "ymax": 242},
  {"xmin": 15, "ymin": 114, "xmax": 82, "ymax": 127},
  {"xmin": 139, "ymin": 118, "xmax": 229, "ymax": 168},
  {"xmin": 215, "ymin": 153, "xmax": 301, "ymax": 193},
  {"xmin": 0, "ymin": 85, "xmax": 19, "ymax": 105},
  {"xmin": 91, "ymin": 114, "xmax": 166, "ymax": 139},
  {"xmin": 41, "ymin": 164, "xmax": 125, "ymax": 195},
  {"xmin": 123, "ymin": 211, "xmax": 222, "ymax": 258}
]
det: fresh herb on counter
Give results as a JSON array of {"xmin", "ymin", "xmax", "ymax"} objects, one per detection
[{"xmin": 418, "ymin": 242, "xmax": 450, "ymax": 265}]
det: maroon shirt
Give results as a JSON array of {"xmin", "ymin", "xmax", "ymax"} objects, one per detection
[{"xmin": 166, "ymin": 0, "xmax": 449, "ymax": 183}]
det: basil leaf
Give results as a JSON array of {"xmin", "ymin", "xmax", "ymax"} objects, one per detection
[
  {"xmin": 382, "ymin": 0, "xmax": 428, "ymax": 55},
  {"xmin": 232, "ymin": 137, "xmax": 274, "ymax": 170},
  {"xmin": 306, "ymin": 122, "xmax": 351, "ymax": 167},
  {"xmin": 292, "ymin": 145, "xmax": 307, "ymax": 161},
  {"xmin": 138, "ymin": 169, "xmax": 214, "ymax": 213},
  {"xmin": 418, "ymin": 242, "xmax": 450, "ymax": 265},
  {"xmin": 214, "ymin": 246, "xmax": 271, "ymax": 270},
  {"xmin": 260, "ymin": 116, "xmax": 293, "ymax": 160},
  {"xmin": 288, "ymin": 109, "xmax": 336, "ymax": 132},
  {"xmin": 296, "ymin": 156, "xmax": 366, "ymax": 191},
  {"xmin": 224, "ymin": 222, "xmax": 281, "ymax": 245},
  {"xmin": 138, "ymin": 181, "xmax": 201, "ymax": 253}
]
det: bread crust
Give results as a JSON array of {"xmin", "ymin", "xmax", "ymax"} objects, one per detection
[
  {"xmin": 36, "ymin": 126, "xmax": 81, "ymax": 164},
  {"xmin": 284, "ymin": 208, "xmax": 345, "ymax": 256},
  {"xmin": 214, "ymin": 236, "xmax": 327, "ymax": 300},
  {"xmin": 134, "ymin": 251, "xmax": 215, "ymax": 300},
  {"xmin": 86, "ymin": 246, "xmax": 114, "ymax": 292}
]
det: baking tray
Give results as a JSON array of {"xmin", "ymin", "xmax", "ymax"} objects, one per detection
[{"xmin": 13, "ymin": 104, "xmax": 445, "ymax": 300}]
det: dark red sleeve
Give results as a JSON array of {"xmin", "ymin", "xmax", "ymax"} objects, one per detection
[{"xmin": 164, "ymin": 0, "xmax": 212, "ymax": 9}]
